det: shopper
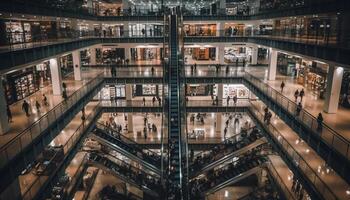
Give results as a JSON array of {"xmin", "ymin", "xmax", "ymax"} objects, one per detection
[
  {"xmin": 215, "ymin": 96, "xmax": 219, "ymax": 106},
  {"xmin": 226, "ymin": 96, "xmax": 230, "ymax": 106},
  {"xmin": 152, "ymin": 96, "xmax": 156, "ymax": 105},
  {"xmin": 295, "ymin": 102, "xmax": 302, "ymax": 116},
  {"xmin": 194, "ymin": 63, "xmax": 197, "ymax": 71},
  {"xmin": 242, "ymin": 59, "xmax": 246, "ymax": 67},
  {"xmin": 158, "ymin": 97, "xmax": 162, "ymax": 106},
  {"xmin": 6, "ymin": 105, "xmax": 12, "ymax": 123},
  {"xmin": 42, "ymin": 94, "xmax": 49, "ymax": 106},
  {"xmin": 151, "ymin": 67, "xmax": 155, "ymax": 75},
  {"xmin": 35, "ymin": 100, "xmax": 41, "ymax": 113},
  {"xmin": 317, "ymin": 113, "xmax": 323, "ymax": 132},
  {"xmin": 190, "ymin": 65, "xmax": 194, "ymax": 74},
  {"xmin": 280, "ymin": 81, "xmax": 285, "ymax": 93},
  {"xmin": 233, "ymin": 95, "xmax": 237, "ymax": 105},
  {"xmin": 143, "ymin": 97, "xmax": 146, "ymax": 106},
  {"xmin": 299, "ymin": 89, "xmax": 305, "ymax": 102},
  {"xmin": 62, "ymin": 82, "xmax": 67, "ymax": 92},
  {"xmin": 62, "ymin": 90, "xmax": 68, "ymax": 101},
  {"xmin": 294, "ymin": 90, "xmax": 299, "ymax": 102},
  {"xmin": 225, "ymin": 65, "xmax": 229, "ymax": 74},
  {"xmin": 224, "ymin": 127, "xmax": 227, "ymax": 140},
  {"xmin": 236, "ymin": 58, "xmax": 239, "ymax": 66},
  {"xmin": 22, "ymin": 100, "xmax": 30, "ymax": 117}
]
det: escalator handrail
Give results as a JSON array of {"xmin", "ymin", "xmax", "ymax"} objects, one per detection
[{"xmin": 95, "ymin": 122, "xmax": 160, "ymax": 157}]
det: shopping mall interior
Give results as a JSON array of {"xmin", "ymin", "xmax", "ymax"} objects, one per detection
[{"xmin": 0, "ymin": 0, "xmax": 350, "ymax": 199}]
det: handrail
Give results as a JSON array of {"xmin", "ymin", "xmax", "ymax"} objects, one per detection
[
  {"xmin": 249, "ymin": 102, "xmax": 338, "ymax": 200},
  {"xmin": 21, "ymin": 101, "xmax": 100, "ymax": 200},
  {"xmin": 95, "ymin": 122, "xmax": 160, "ymax": 157},
  {"xmin": 244, "ymin": 72, "xmax": 350, "ymax": 161},
  {"xmin": 0, "ymin": 73, "xmax": 103, "ymax": 169},
  {"xmin": 267, "ymin": 158, "xmax": 297, "ymax": 200}
]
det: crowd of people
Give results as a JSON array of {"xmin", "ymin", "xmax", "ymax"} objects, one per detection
[
  {"xmin": 189, "ymin": 150, "xmax": 267, "ymax": 199},
  {"xmin": 88, "ymin": 153, "xmax": 162, "ymax": 194},
  {"xmin": 189, "ymin": 127, "xmax": 263, "ymax": 173}
]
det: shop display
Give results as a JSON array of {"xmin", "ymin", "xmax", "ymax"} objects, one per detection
[
  {"xmin": 98, "ymin": 85, "xmax": 126, "ymax": 100},
  {"xmin": 143, "ymin": 85, "xmax": 157, "ymax": 95},
  {"xmin": 223, "ymin": 84, "xmax": 249, "ymax": 98},
  {"xmin": 224, "ymin": 48, "xmax": 247, "ymax": 63}
]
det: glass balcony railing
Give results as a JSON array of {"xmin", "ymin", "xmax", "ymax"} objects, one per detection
[
  {"xmin": 249, "ymin": 102, "xmax": 340, "ymax": 200},
  {"xmin": 21, "ymin": 102, "xmax": 101, "ymax": 200},
  {"xmin": 0, "ymin": 73, "xmax": 103, "ymax": 170},
  {"xmin": 244, "ymin": 72, "xmax": 350, "ymax": 162}
]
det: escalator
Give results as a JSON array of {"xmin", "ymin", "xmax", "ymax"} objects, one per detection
[
  {"xmin": 86, "ymin": 152, "xmax": 162, "ymax": 199},
  {"xmin": 166, "ymin": 11, "xmax": 187, "ymax": 199},
  {"xmin": 189, "ymin": 152, "xmax": 267, "ymax": 199},
  {"xmin": 91, "ymin": 123, "xmax": 161, "ymax": 173},
  {"xmin": 189, "ymin": 129, "xmax": 266, "ymax": 178}
]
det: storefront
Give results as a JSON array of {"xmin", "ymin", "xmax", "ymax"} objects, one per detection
[
  {"xmin": 130, "ymin": 48, "xmax": 162, "ymax": 61},
  {"xmin": 184, "ymin": 24, "xmax": 217, "ymax": 36},
  {"xmin": 277, "ymin": 53, "xmax": 301, "ymax": 77},
  {"xmin": 134, "ymin": 85, "xmax": 162, "ymax": 97},
  {"xmin": 101, "ymin": 47, "xmax": 125, "ymax": 64},
  {"xmin": 186, "ymin": 84, "xmax": 214, "ymax": 96},
  {"xmin": 128, "ymin": 23, "xmax": 163, "ymax": 37},
  {"xmin": 0, "ymin": 20, "xmax": 59, "ymax": 45},
  {"xmin": 59, "ymin": 54, "xmax": 74, "ymax": 77},
  {"xmin": 224, "ymin": 23, "xmax": 245, "ymax": 36},
  {"xmin": 224, "ymin": 47, "xmax": 247, "ymax": 63},
  {"xmin": 2, "ymin": 63, "xmax": 51, "ymax": 104},
  {"xmin": 98, "ymin": 84, "xmax": 126, "ymax": 100},
  {"xmin": 186, "ymin": 48, "xmax": 216, "ymax": 61},
  {"xmin": 212, "ymin": 84, "xmax": 250, "ymax": 99},
  {"xmin": 102, "ymin": 24, "xmax": 123, "ymax": 37}
]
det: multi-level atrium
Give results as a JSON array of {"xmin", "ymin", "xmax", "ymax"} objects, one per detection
[{"xmin": 0, "ymin": 0, "xmax": 350, "ymax": 199}]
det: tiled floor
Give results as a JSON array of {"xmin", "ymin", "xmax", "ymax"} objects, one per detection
[
  {"xmin": 247, "ymin": 66, "xmax": 350, "ymax": 141},
  {"xmin": 251, "ymin": 100, "xmax": 349, "ymax": 200}
]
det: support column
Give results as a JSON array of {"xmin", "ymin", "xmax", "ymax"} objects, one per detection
[
  {"xmin": 217, "ymin": 84, "xmax": 223, "ymax": 101},
  {"xmin": 72, "ymin": 51, "xmax": 82, "ymax": 81},
  {"xmin": 49, "ymin": 58, "xmax": 63, "ymax": 95},
  {"xmin": 324, "ymin": 65, "xmax": 344, "ymax": 113},
  {"xmin": 215, "ymin": 113, "xmax": 222, "ymax": 133},
  {"xmin": 125, "ymin": 84, "xmax": 133, "ymax": 101},
  {"xmin": 125, "ymin": 47, "xmax": 131, "ymax": 61},
  {"xmin": 0, "ymin": 81, "xmax": 10, "ymax": 134},
  {"xmin": 90, "ymin": 48, "xmax": 96, "ymax": 65},
  {"xmin": 123, "ymin": 22, "xmax": 129, "ymax": 37},
  {"xmin": 268, "ymin": 49, "xmax": 278, "ymax": 81},
  {"xmin": 216, "ymin": 22, "xmax": 223, "ymax": 36},
  {"xmin": 251, "ymin": 47, "xmax": 258, "ymax": 65},
  {"xmin": 217, "ymin": 44, "xmax": 225, "ymax": 64},
  {"xmin": 127, "ymin": 113, "xmax": 133, "ymax": 133}
]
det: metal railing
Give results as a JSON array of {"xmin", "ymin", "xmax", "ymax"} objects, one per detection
[
  {"xmin": 267, "ymin": 159, "xmax": 297, "ymax": 200},
  {"xmin": 21, "ymin": 102, "xmax": 100, "ymax": 200},
  {"xmin": 249, "ymin": 102, "xmax": 338, "ymax": 200},
  {"xmin": 244, "ymin": 72, "xmax": 350, "ymax": 161},
  {"xmin": 0, "ymin": 73, "xmax": 103, "ymax": 169},
  {"xmin": 99, "ymin": 100, "xmax": 162, "ymax": 107}
]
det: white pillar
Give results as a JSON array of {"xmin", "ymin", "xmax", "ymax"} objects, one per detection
[
  {"xmin": 215, "ymin": 113, "xmax": 222, "ymax": 133},
  {"xmin": 0, "ymin": 82, "xmax": 10, "ymax": 135},
  {"xmin": 127, "ymin": 113, "xmax": 133, "ymax": 133},
  {"xmin": 125, "ymin": 84, "xmax": 133, "ymax": 100},
  {"xmin": 216, "ymin": 22, "xmax": 223, "ymax": 36},
  {"xmin": 72, "ymin": 51, "xmax": 82, "ymax": 81},
  {"xmin": 268, "ymin": 49, "xmax": 278, "ymax": 81},
  {"xmin": 49, "ymin": 58, "xmax": 63, "ymax": 95},
  {"xmin": 217, "ymin": 84, "xmax": 223, "ymax": 101},
  {"xmin": 324, "ymin": 65, "xmax": 343, "ymax": 113},
  {"xmin": 125, "ymin": 48, "xmax": 131, "ymax": 60},
  {"xmin": 251, "ymin": 47, "xmax": 258, "ymax": 65},
  {"xmin": 123, "ymin": 22, "xmax": 129, "ymax": 37},
  {"xmin": 90, "ymin": 48, "xmax": 96, "ymax": 65},
  {"xmin": 217, "ymin": 44, "xmax": 225, "ymax": 64}
]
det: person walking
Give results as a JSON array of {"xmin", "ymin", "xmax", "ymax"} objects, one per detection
[
  {"xmin": 62, "ymin": 90, "xmax": 68, "ymax": 101},
  {"xmin": 62, "ymin": 82, "xmax": 67, "ymax": 92},
  {"xmin": 6, "ymin": 105, "xmax": 12, "ymax": 123},
  {"xmin": 294, "ymin": 89, "xmax": 299, "ymax": 102},
  {"xmin": 22, "ymin": 100, "xmax": 30, "ymax": 117},
  {"xmin": 194, "ymin": 63, "xmax": 197, "ymax": 71},
  {"xmin": 151, "ymin": 67, "xmax": 155, "ymax": 75},
  {"xmin": 280, "ymin": 81, "xmax": 285, "ymax": 93},
  {"xmin": 35, "ymin": 100, "xmax": 41, "ymax": 113},
  {"xmin": 233, "ymin": 95, "xmax": 237, "ymax": 105},
  {"xmin": 224, "ymin": 127, "xmax": 227, "ymax": 140},
  {"xmin": 296, "ymin": 102, "xmax": 302, "ymax": 116},
  {"xmin": 152, "ymin": 96, "xmax": 156, "ymax": 105},
  {"xmin": 317, "ymin": 113, "xmax": 323, "ymax": 132},
  {"xmin": 299, "ymin": 89, "xmax": 305, "ymax": 102},
  {"xmin": 143, "ymin": 97, "xmax": 146, "ymax": 106},
  {"xmin": 42, "ymin": 94, "xmax": 49, "ymax": 106},
  {"xmin": 226, "ymin": 96, "xmax": 230, "ymax": 106}
]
